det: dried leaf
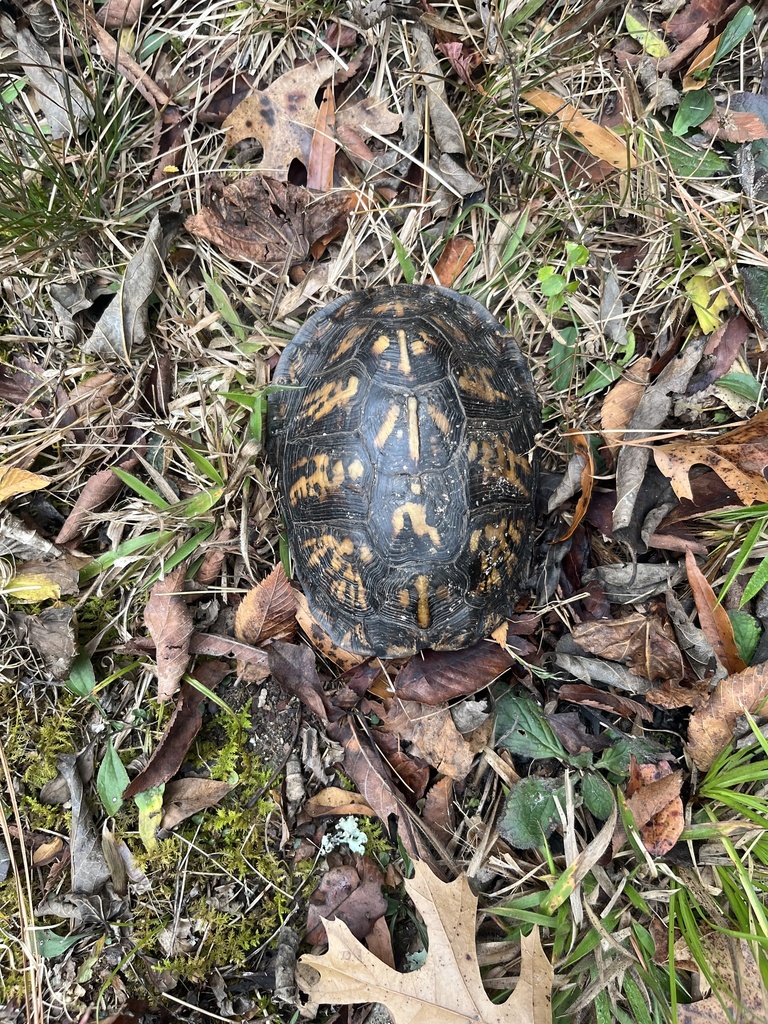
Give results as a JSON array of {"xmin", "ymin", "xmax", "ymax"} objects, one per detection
[
  {"xmin": 307, "ymin": 84, "xmax": 336, "ymax": 191},
  {"xmin": 161, "ymin": 778, "xmax": 235, "ymax": 830},
  {"xmin": 306, "ymin": 859, "xmax": 387, "ymax": 946},
  {"xmin": 687, "ymin": 661, "xmax": 768, "ymax": 770},
  {"xmin": 304, "ymin": 787, "xmax": 376, "ymax": 818},
  {"xmin": 58, "ymin": 755, "xmax": 111, "ymax": 895},
  {"xmin": 378, "ymin": 700, "xmax": 475, "ymax": 780},
  {"xmin": 0, "ymin": 467, "xmax": 50, "ymax": 502},
  {"xmin": 555, "ymin": 432, "xmax": 594, "ymax": 542},
  {"xmin": 699, "ymin": 109, "xmax": 768, "ymax": 143},
  {"xmin": 234, "ymin": 564, "xmax": 297, "ymax": 647},
  {"xmin": 571, "ymin": 611, "xmax": 685, "ymax": 683},
  {"xmin": 299, "ymin": 861, "xmax": 553, "ymax": 1024},
  {"xmin": 600, "ymin": 357, "xmax": 651, "ymax": 454},
  {"xmin": 97, "ymin": 0, "xmax": 150, "ymax": 28},
  {"xmin": 558, "ymin": 683, "xmax": 653, "ymax": 721},
  {"xmin": 522, "ymin": 87, "xmax": 636, "ymax": 170},
  {"xmin": 613, "ymin": 762, "xmax": 683, "ymax": 856},
  {"xmin": 83, "ymin": 214, "xmax": 182, "ymax": 361},
  {"xmin": 394, "ymin": 644, "xmax": 514, "ymax": 705},
  {"xmin": 16, "ymin": 27, "xmax": 93, "ymax": 139},
  {"xmin": 185, "ymin": 175, "xmax": 355, "ymax": 267},
  {"xmin": 144, "ymin": 565, "xmax": 194, "ymax": 702},
  {"xmin": 124, "ymin": 677, "xmax": 208, "ymax": 799},
  {"xmin": 685, "ymin": 549, "xmax": 745, "ymax": 676},
  {"xmin": 434, "ymin": 238, "xmax": 475, "ymax": 287}
]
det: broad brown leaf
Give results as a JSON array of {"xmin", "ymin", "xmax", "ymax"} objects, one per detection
[
  {"xmin": 571, "ymin": 611, "xmax": 684, "ymax": 683},
  {"xmin": 306, "ymin": 858, "xmax": 387, "ymax": 946},
  {"xmin": 653, "ymin": 408, "xmax": 768, "ymax": 506},
  {"xmin": 161, "ymin": 778, "xmax": 235, "ymax": 830},
  {"xmin": 234, "ymin": 564, "xmax": 296, "ymax": 647},
  {"xmin": 687, "ymin": 660, "xmax": 768, "ymax": 770},
  {"xmin": 299, "ymin": 860, "xmax": 553, "ymax": 1024},
  {"xmin": 600, "ymin": 357, "xmax": 650, "ymax": 455},
  {"xmin": 613, "ymin": 761, "xmax": 683, "ymax": 857},
  {"xmin": 377, "ymin": 700, "xmax": 475, "ymax": 781},
  {"xmin": 144, "ymin": 564, "xmax": 194, "ymax": 701},
  {"xmin": 394, "ymin": 643, "xmax": 514, "ymax": 705},
  {"xmin": 685, "ymin": 550, "xmax": 745, "ymax": 676}
]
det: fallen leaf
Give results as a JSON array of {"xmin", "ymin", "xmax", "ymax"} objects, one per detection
[
  {"xmin": 613, "ymin": 761, "xmax": 683, "ymax": 856},
  {"xmin": 304, "ymin": 787, "xmax": 376, "ymax": 819},
  {"xmin": 224, "ymin": 59, "xmax": 336, "ymax": 177},
  {"xmin": 56, "ymin": 454, "xmax": 142, "ymax": 545},
  {"xmin": 684, "ymin": 264, "xmax": 730, "ymax": 332},
  {"xmin": 377, "ymin": 700, "xmax": 475, "ymax": 780},
  {"xmin": 685, "ymin": 549, "xmax": 745, "ymax": 676},
  {"xmin": 555, "ymin": 432, "xmax": 594, "ymax": 542},
  {"xmin": 299, "ymin": 861, "xmax": 553, "ymax": 1024},
  {"xmin": 687, "ymin": 660, "xmax": 768, "ymax": 770},
  {"xmin": 394, "ymin": 644, "xmax": 514, "ymax": 705},
  {"xmin": 571, "ymin": 611, "xmax": 685, "ymax": 683},
  {"xmin": 161, "ymin": 778, "xmax": 235, "ymax": 830},
  {"xmin": 699, "ymin": 109, "xmax": 768, "ymax": 143},
  {"xmin": 653, "ymin": 408, "xmax": 768, "ymax": 506},
  {"xmin": 522, "ymin": 87, "xmax": 636, "ymax": 170},
  {"xmin": 306, "ymin": 859, "xmax": 387, "ymax": 946},
  {"xmin": 558, "ymin": 683, "xmax": 653, "ymax": 721},
  {"xmin": 144, "ymin": 565, "xmax": 194, "ymax": 702},
  {"xmin": 58, "ymin": 755, "xmax": 111, "ymax": 895},
  {"xmin": 677, "ymin": 938, "xmax": 767, "ymax": 1024},
  {"xmin": 600, "ymin": 357, "xmax": 651, "ymax": 455},
  {"xmin": 84, "ymin": 214, "xmax": 182, "ymax": 361},
  {"xmin": 436, "ymin": 40, "xmax": 483, "ymax": 90},
  {"xmin": 234, "ymin": 564, "xmax": 297, "ymax": 647},
  {"xmin": 11, "ymin": 606, "xmax": 76, "ymax": 680},
  {"xmin": 185, "ymin": 175, "xmax": 355, "ymax": 267},
  {"xmin": 16, "ymin": 26, "xmax": 93, "ymax": 139},
  {"xmin": 0, "ymin": 467, "xmax": 50, "ymax": 502},
  {"xmin": 434, "ymin": 238, "xmax": 475, "ymax": 287},
  {"xmin": 666, "ymin": 0, "xmax": 742, "ymax": 42},
  {"xmin": 307, "ymin": 83, "xmax": 336, "ymax": 191},
  {"xmin": 124, "ymin": 679, "xmax": 205, "ymax": 799}
]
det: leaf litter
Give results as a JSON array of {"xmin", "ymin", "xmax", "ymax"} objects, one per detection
[{"xmin": 3, "ymin": 0, "xmax": 768, "ymax": 1021}]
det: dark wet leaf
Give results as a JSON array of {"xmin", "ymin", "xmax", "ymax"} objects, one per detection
[
  {"xmin": 498, "ymin": 777, "xmax": 566, "ymax": 850},
  {"xmin": 394, "ymin": 643, "xmax": 514, "ymax": 705}
]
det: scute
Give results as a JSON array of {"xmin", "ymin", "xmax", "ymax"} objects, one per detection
[{"xmin": 267, "ymin": 284, "xmax": 541, "ymax": 658}]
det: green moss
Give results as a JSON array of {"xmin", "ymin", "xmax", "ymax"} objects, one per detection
[{"xmin": 76, "ymin": 595, "xmax": 122, "ymax": 646}]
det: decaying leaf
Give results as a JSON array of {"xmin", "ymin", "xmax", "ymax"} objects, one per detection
[
  {"xmin": 305, "ymin": 858, "xmax": 387, "ymax": 946},
  {"xmin": 185, "ymin": 175, "xmax": 356, "ymax": 267},
  {"xmin": 685, "ymin": 549, "xmax": 745, "ymax": 676},
  {"xmin": 15, "ymin": 26, "xmax": 94, "ymax": 139},
  {"xmin": 58, "ymin": 755, "xmax": 111, "ymax": 895},
  {"xmin": 653, "ymin": 408, "xmax": 768, "ymax": 506},
  {"xmin": 143, "ymin": 565, "xmax": 194, "ymax": 702},
  {"xmin": 621, "ymin": 759, "xmax": 684, "ymax": 857},
  {"xmin": 84, "ymin": 214, "xmax": 182, "ymax": 361},
  {"xmin": 687, "ymin": 660, "xmax": 768, "ymax": 770},
  {"xmin": 394, "ymin": 643, "xmax": 514, "ymax": 705},
  {"xmin": 161, "ymin": 778, "xmax": 235, "ymax": 830},
  {"xmin": 299, "ymin": 860, "xmax": 553, "ymax": 1024},
  {"xmin": 600, "ymin": 357, "xmax": 651, "ymax": 455},
  {"xmin": 570, "ymin": 611, "xmax": 685, "ymax": 684},
  {"xmin": 377, "ymin": 700, "xmax": 475, "ymax": 781}
]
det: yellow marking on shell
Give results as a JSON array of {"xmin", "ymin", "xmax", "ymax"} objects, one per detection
[
  {"xmin": 414, "ymin": 574, "xmax": 430, "ymax": 628},
  {"xmin": 303, "ymin": 535, "xmax": 354, "ymax": 570},
  {"xmin": 407, "ymin": 395, "xmax": 420, "ymax": 463},
  {"xmin": 391, "ymin": 502, "xmax": 440, "ymax": 546},
  {"xmin": 302, "ymin": 535, "xmax": 368, "ymax": 610},
  {"xmin": 330, "ymin": 322, "xmax": 367, "ymax": 362},
  {"xmin": 467, "ymin": 440, "xmax": 478, "ymax": 462},
  {"xmin": 458, "ymin": 366, "xmax": 508, "ymax": 403},
  {"xmin": 410, "ymin": 480, "xmax": 422, "ymax": 495},
  {"xmin": 358, "ymin": 542, "xmax": 374, "ymax": 563},
  {"xmin": 427, "ymin": 403, "xmax": 451, "ymax": 436},
  {"xmin": 374, "ymin": 404, "xmax": 400, "ymax": 448},
  {"xmin": 288, "ymin": 454, "xmax": 345, "ymax": 504},
  {"xmin": 469, "ymin": 528, "xmax": 482, "ymax": 554},
  {"xmin": 372, "ymin": 334, "xmax": 390, "ymax": 356},
  {"xmin": 398, "ymin": 589, "xmax": 410, "ymax": 608},
  {"xmin": 397, "ymin": 329, "xmax": 411, "ymax": 375},
  {"xmin": 348, "ymin": 458, "xmax": 365, "ymax": 480},
  {"xmin": 411, "ymin": 339, "xmax": 427, "ymax": 355},
  {"xmin": 304, "ymin": 376, "xmax": 359, "ymax": 421}
]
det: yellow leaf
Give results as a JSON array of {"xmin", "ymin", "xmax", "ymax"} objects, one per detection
[
  {"xmin": 685, "ymin": 267, "xmax": 729, "ymax": 333},
  {"xmin": 624, "ymin": 12, "xmax": 670, "ymax": 59},
  {"xmin": 5, "ymin": 572, "xmax": 61, "ymax": 603},
  {"xmin": 135, "ymin": 786, "xmax": 165, "ymax": 852},
  {"xmin": 0, "ymin": 467, "xmax": 50, "ymax": 502},
  {"xmin": 522, "ymin": 88, "xmax": 635, "ymax": 171}
]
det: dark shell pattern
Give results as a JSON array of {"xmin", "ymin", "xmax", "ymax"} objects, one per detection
[{"xmin": 267, "ymin": 284, "xmax": 541, "ymax": 657}]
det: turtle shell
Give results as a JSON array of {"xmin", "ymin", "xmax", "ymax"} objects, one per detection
[{"xmin": 267, "ymin": 283, "xmax": 540, "ymax": 657}]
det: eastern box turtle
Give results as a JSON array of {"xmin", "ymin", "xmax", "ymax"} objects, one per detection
[{"xmin": 267, "ymin": 284, "xmax": 541, "ymax": 658}]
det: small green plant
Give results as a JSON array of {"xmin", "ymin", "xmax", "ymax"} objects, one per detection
[{"xmin": 537, "ymin": 241, "xmax": 589, "ymax": 315}]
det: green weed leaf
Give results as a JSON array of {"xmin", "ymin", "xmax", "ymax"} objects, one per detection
[
  {"xmin": 742, "ymin": 554, "xmax": 768, "ymax": 606},
  {"xmin": 97, "ymin": 738, "xmax": 130, "ymax": 815},
  {"xmin": 498, "ymin": 776, "xmax": 565, "ymax": 849},
  {"xmin": 718, "ymin": 371, "xmax": 761, "ymax": 402},
  {"xmin": 582, "ymin": 772, "xmax": 614, "ymax": 819},
  {"xmin": 495, "ymin": 693, "xmax": 568, "ymax": 760},
  {"xmin": 711, "ymin": 6, "xmax": 755, "ymax": 73},
  {"xmin": 392, "ymin": 232, "xmax": 416, "ymax": 283},
  {"xmin": 66, "ymin": 652, "xmax": 96, "ymax": 697},
  {"xmin": 728, "ymin": 609, "xmax": 761, "ymax": 664},
  {"xmin": 672, "ymin": 90, "xmax": 715, "ymax": 136}
]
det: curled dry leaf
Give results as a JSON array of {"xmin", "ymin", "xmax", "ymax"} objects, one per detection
[
  {"xmin": 600, "ymin": 357, "xmax": 651, "ymax": 456},
  {"xmin": 305, "ymin": 859, "xmax": 387, "ymax": 946},
  {"xmin": 377, "ymin": 700, "xmax": 475, "ymax": 781},
  {"xmin": 685, "ymin": 550, "xmax": 745, "ymax": 676},
  {"xmin": 571, "ymin": 611, "xmax": 685, "ymax": 684},
  {"xmin": 555, "ymin": 433, "xmax": 594, "ymax": 542},
  {"xmin": 613, "ymin": 760, "xmax": 683, "ymax": 857},
  {"xmin": 654, "ymin": 408, "xmax": 768, "ymax": 506},
  {"xmin": 687, "ymin": 660, "xmax": 768, "ymax": 770},
  {"xmin": 0, "ymin": 467, "xmax": 50, "ymax": 502},
  {"xmin": 299, "ymin": 860, "xmax": 553, "ymax": 1024},
  {"xmin": 143, "ymin": 565, "xmax": 194, "ymax": 702},
  {"xmin": 185, "ymin": 175, "xmax": 356, "ymax": 267}
]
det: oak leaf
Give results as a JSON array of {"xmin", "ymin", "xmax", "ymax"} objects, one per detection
[
  {"xmin": 687, "ymin": 660, "xmax": 768, "ymax": 770},
  {"xmin": 653, "ymin": 408, "xmax": 768, "ymax": 506},
  {"xmin": 299, "ymin": 860, "xmax": 553, "ymax": 1024}
]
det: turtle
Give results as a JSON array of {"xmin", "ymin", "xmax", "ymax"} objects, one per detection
[{"xmin": 266, "ymin": 283, "xmax": 541, "ymax": 658}]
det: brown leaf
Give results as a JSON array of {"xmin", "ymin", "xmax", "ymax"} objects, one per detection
[
  {"xmin": 304, "ymin": 787, "xmax": 376, "ymax": 819},
  {"xmin": 394, "ymin": 644, "xmax": 514, "ymax": 706},
  {"xmin": 653, "ymin": 408, "xmax": 768, "ymax": 506},
  {"xmin": 267, "ymin": 640, "xmax": 340, "ymax": 725},
  {"xmin": 699, "ymin": 109, "xmax": 768, "ymax": 143},
  {"xmin": 97, "ymin": 0, "xmax": 149, "ymax": 27},
  {"xmin": 571, "ymin": 611, "xmax": 685, "ymax": 684},
  {"xmin": 645, "ymin": 679, "xmax": 709, "ymax": 710},
  {"xmin": 436, "ymin": 41, "xmax": 483, "ymax": 90},
  {"xmin": 299, "ymin": 861, "xmax": 554, "ymax": 1024},
  {"xmin": 555, "ymin": 432, "xmax": 594, "ymax": 542},
  {"xmin": 124, "ymin": 677, "xmax": 207, "ymax": 798},
  {"xmin": 434, "ymin": 238, "xmax": 475, "ymax": 287},
  {"xmin": 600, "ymin": 357, "xmax": 651, "ymax": 455},
  {"xmin": 306, "ymin": 859, "xmax": 388, "ymax": 946},
  {"xmin": 558, "ymin": 683, "xmax": 653, "ymax": 721},
  {"xmin": 687, "ymin": 660, "xmax": 768, "ymax": 770},
  {"xmin": 378, "ymin": 700, "xmax": 475, "ymax": 780},
  {"xmin": 224, "ymin": 59, "xmax": 335, "ymax": 176},
  {"xmin": 234, "ymin": 564, "xmax": 296, "ymax": 647},
  {"xmin": 685, "ymin": 549, "xmax": 745, "ymax": 676},
  {"xmin": 676, "ymin": 939, "xmax": 767, "ymax": 1024},
  {"xmin": 161, "ymin": 778, "xmax": 235, "ymax": 830},
  {"xmin": 613, "ymin": 762, "xmax": 683, "ymax": 856},
  {"xmin": 144, "ymin": 565, "xmax": 194, "ymax": 702},
  {"xmin": 307, "ymin": 84, "xmax": 336, "ymax": 192},
  {"xmin": 666, "ymin": 0, "xmax": 742, "ymax": 42},
  {"xmin": 185, "ymin": 174, "xmax": 354, "ymax": 267},
  {"xmin": 422, "ymin": 776, "xmax": 454, "ymax": 840}
]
